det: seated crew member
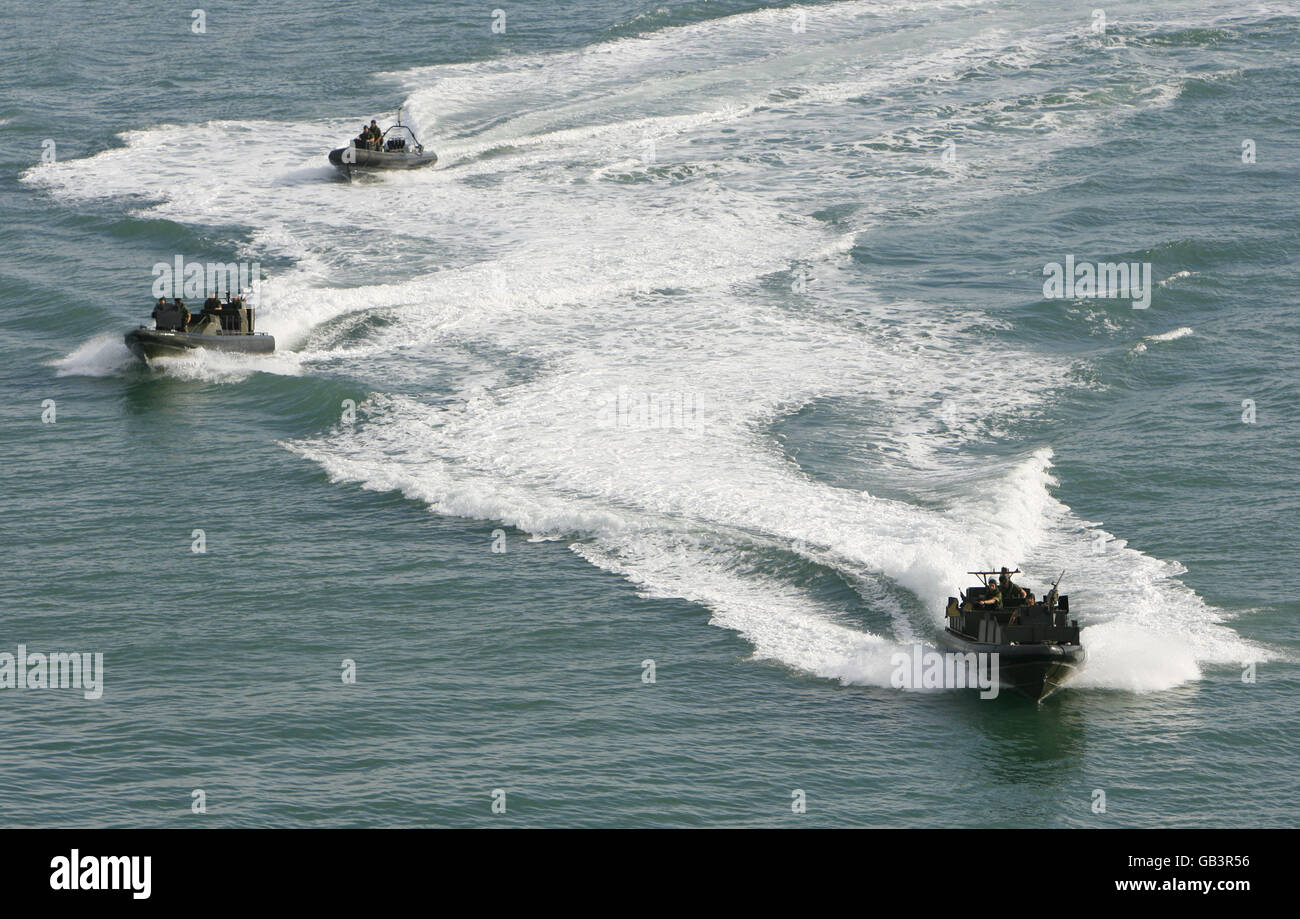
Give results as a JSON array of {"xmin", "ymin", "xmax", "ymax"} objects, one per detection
[
  {"xmin": 203, "ymin": 291, "xmax": 222, "ymax": 313},
  {"xmin": 975, "ymin": 578, "xmax": 1002, "ymax": 608},
  {"xmin": 367, "ymin": 120, "xmax": 382, "ymax": 146},
  {"xmin": 152, "ymin": 297, "xmax": 168, "ymax": 325}
]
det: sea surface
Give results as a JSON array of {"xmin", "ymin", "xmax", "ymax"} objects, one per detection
[{"xmin": 1, "ymin": 0, "xmax": 1297, "ymax": 827}]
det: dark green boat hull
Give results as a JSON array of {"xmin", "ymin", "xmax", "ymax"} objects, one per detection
[
  {"xmin": 937, "ymin": 628, "xmax": 1086, "ymax": 702},
  {"xmin": 328, "ymin": 147, "xmax": 437, "ymax": 173},
  {"xmin": 125, "ymin": 328, "xmax": 275, "ymax": 360}
]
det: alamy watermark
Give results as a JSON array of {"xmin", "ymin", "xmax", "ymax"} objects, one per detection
[
  {"xmin": 597, "ymin": 386, "xmax": 705, "ymax": 433},
  {"xmin": 50, "ymin": 850, "xmax": 150, "ymax": 899},
  {"xmin": 890, "ymin": 645, "xmax": 1000, "ymax": 699},
  {"xmin": 151, "ymin": 255, "xmax": 262, "ymax": 304},
  {"xmin": 1043, "ymin": 255, "xmax": 1152, "ymax": 309},
  {"xmin": 0, "ymin": 645, "xmax": 103, "ymax": 699}
]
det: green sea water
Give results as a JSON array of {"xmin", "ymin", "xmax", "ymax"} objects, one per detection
[{"xmin": 0, "ymin": 0, "xmax": 1296, "ymax": 827}]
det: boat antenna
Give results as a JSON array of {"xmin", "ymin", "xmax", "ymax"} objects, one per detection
[{"xmin": 396, "ymin": 105, "xmax": 402, "ymax": 125}]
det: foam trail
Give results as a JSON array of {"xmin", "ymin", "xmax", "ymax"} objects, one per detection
[
  {"xmin": 1133, "ymin": 326, "xmax": 1194, "ymax": 353},
  {"xmin": 575, "ymin": 538, "xmax": 915, "ymax": 688},
  {"xmin": 1158, "ymin": 269, "xmax": 1194, "ymax": 287},
  {"xmin": 143, "ymin": 348, "xmax": 304, "ymax": 383}
]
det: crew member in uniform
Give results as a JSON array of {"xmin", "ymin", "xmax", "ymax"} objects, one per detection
[
  {"xmin": 975, "ymin": 578, "xmax": 1002, "ymax": 608},
  {"xmin": 998, "ymin": 567, "xmax": 1027, "ymax": 605}
]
